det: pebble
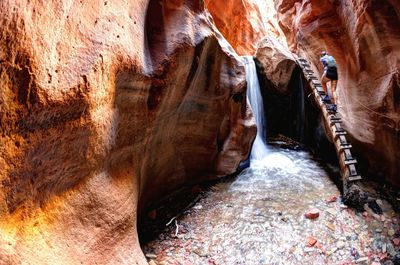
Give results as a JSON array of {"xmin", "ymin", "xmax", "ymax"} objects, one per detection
[
  {"xmin": 393, "ymin": 238, "xmax": 400, "ymax": 246},
  {"xmin": 327, "ymin": 247, "xmax": 338, "ymax": 256},
  {"xmin": 305, "ymin": 209, "xmax": 320, "ymax": 219},
  {"xmin": 387, "ymin": 243, "xmax": 397, "ymax": 256},
  {"xmin": 145, "ymin": 253, "xmax": 157, "ymax": 259},
  {"xmin": 326, "ymin": 208, "xmax": 337, "ymax": 215},
  {"xmin": 355, "ymin": 257, "xmax": 368, "ymax": 264},
  {"xmin": 148, "ymin": 261, "xmax": 157, "ymax": 265},
  {"xmin": 307, "ymin": 236, "xmax": 317, "ymax": 247},
  {"xmin": 326, "ymin": 195, "xmax": 338, "ymax": 203},
  {"xmin": 388, "ymin": 229, "xmax": 395, "ymax": 236},
  {"xmin": 327, "ymin": 223, "xmax": 336, "ymax": 231},
  {"xmin": 337, "ymin": 241, "xmax": 345, "ymax": 249}
]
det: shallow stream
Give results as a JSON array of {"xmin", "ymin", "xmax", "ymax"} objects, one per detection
[{"xmin": 143, "ymin": 147, "xmax": 399, "ymax": 265}]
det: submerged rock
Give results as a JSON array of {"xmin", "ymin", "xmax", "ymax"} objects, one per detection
[
  {"xmin": 305, "ymin": 208, "xmax": 320, "ymax": 219},
  {"xmin": 343, "ymin": 184, "xmax": 368, "ymax": 211}
]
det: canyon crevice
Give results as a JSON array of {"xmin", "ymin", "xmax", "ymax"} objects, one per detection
[
  {"xmin": 1, "ymin": 0, "xmax": 399, "ymax": 264},
  {"xmin": 208, "ymin": 0, "xmax": 400, "ymax": 187},
  {"xmin": 274, "ymin": 0, "xmax": 400, "ymax": 186}
]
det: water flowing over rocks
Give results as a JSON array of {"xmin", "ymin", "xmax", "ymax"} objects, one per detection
[
  {"xmin": 143, "ymin": 148, "xmax": 400, "ymax": 264},
  {"xmin": 0, "ymin": 1, "xmax": 256, "ymax": 264},
  {"xmin": 0, "ymin": 0, "xmax": 399, "ymax": 264}
]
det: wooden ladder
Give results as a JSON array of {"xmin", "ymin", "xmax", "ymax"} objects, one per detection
[{"xmin": 297, "ymin": 58, "xmax": 362, "ymax": 193}]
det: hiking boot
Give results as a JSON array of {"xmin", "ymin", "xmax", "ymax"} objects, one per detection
[
  {"xmin": 322, "ymin": 95, "xmax": 331, "ymax": 102},
  {"xmin": 327, "ymin": 104, "xmax": 337, "ymax": 112}
]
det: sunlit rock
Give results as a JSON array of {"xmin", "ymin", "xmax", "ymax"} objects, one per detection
[
  {"xmin": 205, "ymin": 0, "xmax": 287, "ymax": 55},
  {"xmin": 0, "ymin": 0, "xmax": 256, "ymax": 264},
  {"xmin": 255, "ymin": 36, "xmax": 297, "ymax": 93}
]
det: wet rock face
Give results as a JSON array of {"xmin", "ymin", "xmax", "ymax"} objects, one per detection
[
  {"xmin": 274, "ymin": 0, "xmax": 400, "ymax": 186},
  {"xmin": 0, "ymin": 0, "xmax": 256, "ymax": 264},
  {"xmin": 205, "ymin": 0, "xmax": 286, "ymax": 55}
]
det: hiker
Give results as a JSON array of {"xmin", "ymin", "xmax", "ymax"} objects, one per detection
[{"xmin": 320, "ymin": 51, "xmax": 338, "ymax": 110}]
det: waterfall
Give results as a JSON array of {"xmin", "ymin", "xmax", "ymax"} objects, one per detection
[
  {"xmin": 242, "ymin": 56, "xmax": 269, "ymax": 163},
  {"xmin": 297, "ymin": 70, "xmax": 305, "ymax": 143}
]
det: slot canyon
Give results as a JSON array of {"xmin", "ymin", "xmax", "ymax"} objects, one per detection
[{"xmin": 0, "ymin": 0, "xmax": 399, "ymax": 264}]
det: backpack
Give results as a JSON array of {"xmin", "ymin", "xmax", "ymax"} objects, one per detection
[{"xmin": 325, "ymin": 55, "xmax": 337, "ymax": 68}]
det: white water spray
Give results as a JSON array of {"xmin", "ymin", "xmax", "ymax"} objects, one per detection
[{"xmin": 242, "ymin": 56, "xmax": 269, "ymax": 163}]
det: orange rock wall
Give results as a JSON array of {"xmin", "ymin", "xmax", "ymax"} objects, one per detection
[
  {"xmin": 0, "ymin": 1, "xmax": 256, "ymax": 264},
  {"xmin": 205, "ymin": 0, "xmax": 286, "ymax": 55},
  {"xmin": 274, "ymin": 0, "xmax": 400, "ymax": 185}
]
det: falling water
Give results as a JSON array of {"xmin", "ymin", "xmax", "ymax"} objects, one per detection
[
  {"xmin": 297, "ymin": 70, "xmax": 306, "ymax": 142},
  {"xmin": 242, "ymin": 56, "xmax": 269, "ymax": 162}
]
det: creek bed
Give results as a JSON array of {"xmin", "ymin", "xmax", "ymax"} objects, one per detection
[{"xmin": 142, "ymin": 147, "xmax": 399, "ymax": 265}]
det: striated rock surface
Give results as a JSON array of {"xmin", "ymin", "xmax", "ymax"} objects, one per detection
[
  {"xmin": 0, "ymin": 1, "xmax": 256, "ymax": 264},
  {"xmin": 255, "ymin": 36, "xmax": 297, "ymax": 93},
  {"xmin": 205, "ymin": 0, "xmax": 287, "ymax": 55},
  {"xmin": 274, "ymin": 0, "xmax": 400, "ymax": 186}
]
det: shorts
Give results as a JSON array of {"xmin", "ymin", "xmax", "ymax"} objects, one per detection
[{"xmin": 326, "ymin": 67, "xmax": 338, "ymax": 80}]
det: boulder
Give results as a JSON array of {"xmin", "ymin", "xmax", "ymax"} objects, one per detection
[{"xmin": 255, "ymin": 36, "xmax": 297, "ymax": 93}]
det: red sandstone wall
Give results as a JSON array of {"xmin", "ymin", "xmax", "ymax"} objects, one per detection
[
  {"xmin": 275, "ymin": 0, "xmax": 400, "ymax": 185},
  {"xmin": 205, "ymin": 0, "xmax": 286, "ymax": 55},
  {"xmin": 0, "ymin": 1, "xmax": 256, "ymax": 264}
]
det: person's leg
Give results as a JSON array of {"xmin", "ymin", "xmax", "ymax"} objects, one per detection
[
  {"xmin": 331, "ymin": 80, "xmax": 338, "ymax": 104},
  {"xmin": 321, "ymin": 72, "xmax": 329, "ymax": 95}
]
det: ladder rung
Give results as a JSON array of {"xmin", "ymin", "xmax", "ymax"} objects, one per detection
[
  {"xmin": 340, "ymin": 144, "xmax": 353, "ymax": 150},
  {"xmin": 316, "ymin": 87, "xmax": 325, "ymax": 94},
  {"xmin": 344, "ymin": 159, "xmax": 358, "ymax": 165},
  {"xmin": 330, "ymin": 120, "xmax": 342, "ymax": 126},
  {"xmin": 335, "ymin": 131, "xmax": 347, "ymax": 136},
  {"xmin": 348, "ymin": 175, "xmax": 362, "ymax": 182},
  {"xmin": 330, "ymin": 116, "xmax": 341, "ymax": 121}
]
